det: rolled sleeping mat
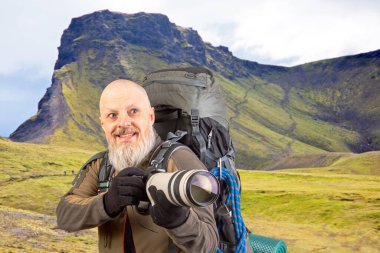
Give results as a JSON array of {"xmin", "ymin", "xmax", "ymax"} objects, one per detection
[{"xmin": 248, "ymin": 233, "xmax": 287, "ymax": 253}]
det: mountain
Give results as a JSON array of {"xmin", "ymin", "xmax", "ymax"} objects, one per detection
[{"xmin": 9, "ymin": 10, "xmax": 380, "ymax": 169}]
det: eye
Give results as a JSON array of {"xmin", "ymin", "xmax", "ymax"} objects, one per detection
[
  {"xmin": 130, "ymin": 108, "xmax": 138, "ymax": 114},
  {"xmin": 107, "ymin": 113, "xmax": 117, "ymax": 119}
]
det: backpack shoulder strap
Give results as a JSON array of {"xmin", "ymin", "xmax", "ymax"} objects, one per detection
[
  {"xmin": 149, "ymin": 130, "xmax": 188, "ymax": 172},
  {"xmin": 98, "ymin": 151, "xmax": 115, "ymax": 192},
  {"xmin": 190, "ymin": 109, "xmax": 207, "ymax": 163},
  {"xmin": 72, "ymin": 150, "xmax": 108, "ymax": 186}
]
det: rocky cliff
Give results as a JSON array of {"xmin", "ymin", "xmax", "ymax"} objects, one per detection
[{"xmin": 10, "ymin": 10, "xmax": 380, "ymax": 168}]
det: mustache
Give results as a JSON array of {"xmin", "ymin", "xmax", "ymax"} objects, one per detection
[{"xmin": 113, "ymin": 127, "xmax": 139, "ymax": 136}]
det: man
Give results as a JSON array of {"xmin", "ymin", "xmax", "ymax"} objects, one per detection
[{"xmin": 56, "ymin": 79, "xmax": 218, "ymax": 253}]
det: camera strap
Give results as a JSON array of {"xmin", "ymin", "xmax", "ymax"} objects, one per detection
[{"xmin": 149, "ymin": 130, "xmax": 187, "ymax": 172}]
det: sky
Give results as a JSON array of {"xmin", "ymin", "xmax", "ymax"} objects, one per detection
[{"xmin": 0, "ymin": 0, "xmax": 380, "ymax": 137}]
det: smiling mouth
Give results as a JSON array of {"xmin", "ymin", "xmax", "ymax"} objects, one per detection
[
  {"xmin": 114, "ymin": 129, "xmax": 139, "ymax": 142},
  {"xmin": 117, "ymin": 132, "xmax": 135, "ymax": 137}
]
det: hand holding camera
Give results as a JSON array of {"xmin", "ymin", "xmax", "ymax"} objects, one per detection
[
  {"xmin": 104, "ymin": 166, "xmax": 219, "ymax": 223},
  {"xmin": 148, "ymin": 186, "xmax": 190, "ymax": 229},
  {"xmin": 103, "ymin": 167, "xmax": 147, "ymax": 217},
  {"xmin": 145, "ymin": 169, "xmax": 219, "ymax": 229}
]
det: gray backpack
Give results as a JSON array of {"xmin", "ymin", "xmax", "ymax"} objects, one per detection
[
  {"xmin": 143, "ymin": 67, "xmax": 237, "ymax": 175},
  {"xmin": 143, "ymin": 67, "xmax": 243, "ymax": 252}
]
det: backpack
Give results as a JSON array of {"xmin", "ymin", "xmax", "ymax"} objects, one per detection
[
  {"xmin": 142, "ymin": 67, "xmax": 248, "ymax": 253},
  {"xmin": 142, "ymin": 67, "xmax": 239, "ymax": 182}
]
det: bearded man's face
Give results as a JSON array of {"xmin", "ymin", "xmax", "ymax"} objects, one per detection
[{"xmin": 99, "ymin": 80, "xmax": 156, "ymax": 172}]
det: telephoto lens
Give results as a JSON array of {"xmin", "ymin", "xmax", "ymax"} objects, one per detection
[{"xmin": 146, "ymin": 169, "xmax": 220, "ymax": 207}]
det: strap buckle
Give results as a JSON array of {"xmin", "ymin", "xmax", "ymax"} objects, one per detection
[
  {"xmin": 191, "ymin": 109, "xmax": 200, "ymax": 126},
  {"xmin": 98, "ymin": 181, "xmax": 110, "ymax": 193},
  {"xmin": 151, "ymin": 157, "xmax": 164, "ymax": 168},
  {"xmin": 162, "ymin": 140, "xmax": 172, "ymax": 148}
]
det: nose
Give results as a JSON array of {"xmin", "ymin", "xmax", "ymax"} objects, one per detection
[{"xmin": 118, "ymin": 113, "xmax": 132, "ymax": 127}]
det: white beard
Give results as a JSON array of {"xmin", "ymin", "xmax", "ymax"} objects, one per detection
[{"xmin": 108, "ymin": 126, "xmax": 156, "ymax": 173}]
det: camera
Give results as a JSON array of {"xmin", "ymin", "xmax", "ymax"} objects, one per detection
[
  {"xmin": 146, "ymin": 169, "xmax": 220, "ymax": 207},
  {"xmin": 138, "ymin": 169, "xmax": 219, "ymax": 212}
]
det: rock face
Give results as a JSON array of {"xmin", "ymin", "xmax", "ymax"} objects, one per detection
[
  {"xmin": 9, "ymin": 10, "xmax": 380, "ymax": 168},
  {"xmin": 9, "ymin": 78, "xmax": 69, "ymax": 143},
  {"xmin": 10, "ymin": 10, "xmax": 278, "ymax": 144}
]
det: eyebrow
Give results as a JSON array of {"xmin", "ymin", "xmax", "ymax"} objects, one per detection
[
  {"xmin": 100, "ymin": 107, "xmax": 116, "ymax": 113},
  {"xmin": 100, "ymin": 107, "xmax": 117, "ymax": 117},
  {"xmin": 101, "ymin": 104, "xmax": 140, "ymax": 113},
  {"xmin": 102, "ymin": 107, "xmax": 116, "ymax": 111}
]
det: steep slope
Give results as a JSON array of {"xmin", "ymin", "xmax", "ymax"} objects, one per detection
[
  {"xmin": 9, "ymin": 10, "xmax": 380, "ymax": 168},
  {"xmin": 263, "ymin": 50, "xmax": 380, "ymax": 152}
]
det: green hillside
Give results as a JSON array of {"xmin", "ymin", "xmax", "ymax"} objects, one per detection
[
  {"xmin": 218, "ymin": 74, "xmax": 364, "ymax": 168},
  {"xmin": 264, "ymin": 52, "xmax": 380, "ymax": 151},
  {"xmin": 43, "ymin": 60, "xmax": 367, "ymax": 169},
  {"xmin": 0, "ymin": 138, "xmax": 98, "ymax": 218}
]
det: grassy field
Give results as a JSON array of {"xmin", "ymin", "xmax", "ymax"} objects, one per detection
[
  {"xmin": 240, "ymin": 168, "xmax": 380, "ymax": 253},
  {"xmin": 0, "ymin": 205, "xmax": 97, "ymax": 253},
  {"xmin": 0, "ymin": 138, "xmax": 100, "ymax": 252},
  {"xmin": 0, "ymin": 138, "xmax": 379, "ymax": 252}
]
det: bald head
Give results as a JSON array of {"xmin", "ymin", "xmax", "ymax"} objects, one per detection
[
  {"xmin": 99, "ymin": 79, "xmax": 155, "ymax": 151},
  {"xmin": 100, "ymin": 79, "xmax": 151, "ymax": 112}
]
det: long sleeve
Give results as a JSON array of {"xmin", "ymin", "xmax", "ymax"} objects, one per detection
[
  {"xmin": 166, "ymin": 147, "xmax": 219, "ymax": 253},
  {"xmin": 56, "ymin": 158, "xmax": 111, "ymax": 232},
  {"xmin": 167, "ymin": 206, "xmax": 218, "ymax": 253}
]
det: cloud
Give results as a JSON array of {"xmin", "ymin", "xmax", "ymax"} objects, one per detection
[
  {"xmin": 224, "ymin": 0, "xmax": 380, "ymax": 66},
  {"xmin": 137, "ymin": 0, "xmax": 380, "ymax": 66},
  {"xmin": 1, "ymin": 0, "xmax": 379, "ymax": 74}
]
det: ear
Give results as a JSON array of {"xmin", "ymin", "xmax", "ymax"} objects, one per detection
[
  {"xmin": 99, "ymin": 116, "xmax": 105, "ymax": 131},
  {"xmin": 150, "ymin": 107, "xmax": 155, "ymax": 125}
]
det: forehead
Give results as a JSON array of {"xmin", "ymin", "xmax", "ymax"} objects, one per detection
[{"xmin": 100, "ymin": 84, "xmax": 150, "ymax": 111}]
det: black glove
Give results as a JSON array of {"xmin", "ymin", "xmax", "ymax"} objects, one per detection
[
  {"xmin": 104, "ymin": 167, "xmax": 147, "ymax": 217},
  {"xmin": 148, "ymin": 186, "xmax": 190, "ymax": 229}
]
